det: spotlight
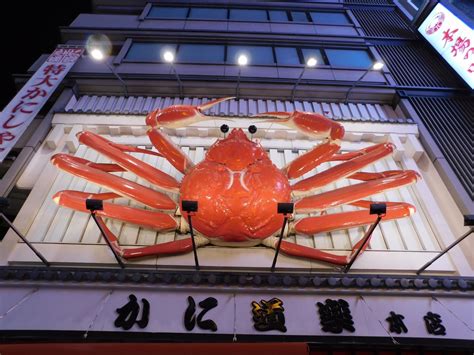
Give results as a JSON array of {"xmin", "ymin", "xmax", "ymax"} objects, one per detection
[
  {"xmin": 163, "ymin": 51, "xmax": 175, "ymax": 63},
  {"xmin": 238, "ymin": 54, "xmax": 248, "ymax": 66},
  {"xmin": 248, "ymin": 125, "xmax": 257, "ymax": 134},
  {"xmin": 306, "ymin": 57, "xmax": 317, "ymax": 67},
  {"xmin": 370, "ymin": 203, "xmax": 386, "ymax": 215},
  {"xmin": 277, "ymin": 202, "xmax": 294, "ymax": 215},
  {"xmin": 182, "ymin": 200, "xmax": 198, "ymax": 213},
  {"xmin": 373, "ymin": 61, "xmax": 384, "ymax": 70},
  {"xmin": 86, "ymin": 199, "xmax": 104, "ymax": 212}
]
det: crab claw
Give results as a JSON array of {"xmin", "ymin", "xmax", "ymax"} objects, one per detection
[
  {"xmin": 146, "ymin": 97, "xmax": 235, "ymax": 129},
  {"xmin": 256, "ymin": 111, "xmax": 344, "ymax": 140}
]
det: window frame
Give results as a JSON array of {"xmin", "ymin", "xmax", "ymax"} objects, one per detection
[{"xmin": 121, "ymin": 40, "xmax": 375, "ymax": 71}]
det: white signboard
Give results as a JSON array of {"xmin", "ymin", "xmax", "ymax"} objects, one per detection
[
  {"xmin": 0, "ymin": 286, "xmax": 472, "ymax": 341},
  {"xmin": 0, "ymin": 46, "xmax": 83, "ymax": 161},
  {"xmin": 418, "ymin": 3, "xmax": 474, "ymax": 89}
]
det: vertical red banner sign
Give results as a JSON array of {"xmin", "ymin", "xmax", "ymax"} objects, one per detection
[{"xmin": 0, "ymin": 46, "xmax": 84, "ymax": 162}]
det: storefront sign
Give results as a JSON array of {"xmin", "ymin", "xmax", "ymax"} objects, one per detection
[
  {"xmin": 0, "ymin": 46, "xmax": 83, "ymax": 161},
  {"xmin": 0, "ymin": 286, "xmax": 471, "ymax": 340},
  {"xmin": 418, "ymin": 3, "xmax": 474, "ymax": 89}
]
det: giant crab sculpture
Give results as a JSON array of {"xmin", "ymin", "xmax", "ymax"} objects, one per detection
[{"xmin": 51, "ymin": 97, "xmax": 419, "ymax": 266}]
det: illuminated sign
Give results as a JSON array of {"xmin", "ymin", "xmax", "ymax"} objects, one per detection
[
  {"xmin": 0, "ymin": 46, "xmax": 83, "ymax": 161},
  {"xmin": 418, "ymin": 3, "xmax": 474, "ymax": 89}
]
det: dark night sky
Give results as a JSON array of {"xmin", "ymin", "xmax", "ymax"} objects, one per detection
[{"xmin": 0, "ymin": 1, "xmax": 92, "ymax": 108}]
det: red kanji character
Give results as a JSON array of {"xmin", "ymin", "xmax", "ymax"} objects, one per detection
[
  {"xmin": 11, "ymin": 100, "xmax": 38, "ymax": 114},
  {"xmin": 451, "ymin": 37, "xmax": 470, "ymax": 57},
  {"xmin": 33, "ymin": 75, "xmax": 57, "ymax": 88},
  {"xmin": 442, "ymin": 28, "xmax": 458, "ymax": 48},
  {"xmin": 464, "ymin": 48, "xmax": 474, "ymax": 60},
  {"xmin": 2, "ymin": 114, "xmax": 27, "ymax": 129},
  {"xmin": 468, "ymin": 63, "xmax": 474, "ymax": 74},
  {"xmin": 21, "ymin": 87, "xmax": 47, "ymax": 100},
  {"xmin": 43, "ymin": 64, "xmax": 66, "ymax": 76},
  {"xmin": 0, "ymin": 132, "xmax": 16, "ymax": 144}
]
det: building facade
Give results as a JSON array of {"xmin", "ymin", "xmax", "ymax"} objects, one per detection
[{"xmin": 0, "ymin": 0, "xmax": 472, "ymax": 353}]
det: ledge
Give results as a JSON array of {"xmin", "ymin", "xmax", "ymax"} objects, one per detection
[{"xmin": 0, "ymin": 266, "xmax": 472, "ymax": 293}]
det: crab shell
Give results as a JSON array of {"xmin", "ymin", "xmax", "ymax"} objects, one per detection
[{"xmin": 180, "ymin": 128, "xmax": 291, "ymax": 243}]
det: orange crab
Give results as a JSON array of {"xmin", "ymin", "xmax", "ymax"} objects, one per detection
[{"xmin": 51, "ymin": 97, "xmax": 419, "ymax": 266}]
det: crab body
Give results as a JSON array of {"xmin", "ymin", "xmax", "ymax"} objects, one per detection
[
  {"xmin": 51, "ymin": 97, "xmax": 420, "ymax": 266},
  {"xmin": 180, "ymin": 128, "xmax": 290, "ymax": 244}
]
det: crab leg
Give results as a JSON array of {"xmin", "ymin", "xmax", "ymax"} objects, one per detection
[
  {"xmin": 93, "ymin": 214, "xmax": 209, "ymax": 260},
  {"xmin": 146, "ymin": 97, "xmax": 235, "ymax": 173},
  {"xmin": 258, "ymin": 111, "xmax": 344, "ymax": 179},
  {"xmin": 295, "ymin": 170, "xmax": 420, "ymax": 213},
  {"xmin": 78, "ymin": 131, "xmax": 179, "ymax": 193},
  {"xmin": 53, "ymin": 190, "xmax": 177, "ymax": 231},
  {"xmin": 51, "ymin": 154, "xmax": 176, "ymax": 211},
  {"xmin": 294, "ymin": 201, "xmax": 415, "ymax": 235},
  {"xmin": 292, "ymin": 143, "xmax": 394, "ymax": 196}
]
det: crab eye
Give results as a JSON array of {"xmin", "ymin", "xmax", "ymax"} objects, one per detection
[
  {"xmin": 248, "ymin": 125, "xmax": 257, "ymax": 134},
  {"xmin": 220, "ymin": 124, "xmax": 229, "ymax": 133}
]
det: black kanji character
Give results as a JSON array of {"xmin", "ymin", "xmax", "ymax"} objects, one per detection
[
  {"xmin": 251, "ymin": 298, "xmax": 287, "ymax": 332},
  {"xmin": 184, "ymin": 296, "xmax": 218, "ymax": 332},
  {"xmin": 114, "ymin": 294, "xmax": 150, "ymax": 330},
  {"xmin": 317, "ymin": 299, "xmax": 355, "ymax": 334},
  {"xmin": 386, "ymin": 311, "xmax": 408, "ymax": 334},
  {"xmin": 424, "ymin": 312, "xmax": 446, "ymax": 336}
]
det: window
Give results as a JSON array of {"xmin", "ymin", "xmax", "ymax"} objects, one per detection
[
  {"xmin": 291, "ymin": 11, "xmax": 309, "ymax": 22},
  {"xmin": 268, "ymin": 10, "xmax": 289, "ymax": 22},
  {"xmin": 177, "ymin": 44, "xmax": 225, "ymax": 63},
  {"xmin": 275, "ymin": 47, "xmax": 300, "ymax": 65},
  {"xmin": 148, "ymin": 6, "xmax": 188, "ymax": 19},
  {"xmin": 188, "ymin": 7, "xmax": 227, "ymax": 20},
  {"xmin": 301, "ymin": 48, "xmax": 325, "ymax": 65},
  {"xmin": 227, "ymin": 45, "xmax": 274, "ymax": 65},
  {"xmin": 229, "ymin": 9, "xmax": 267, "ymax": 21},
  {"xmin": 125, "ymin": 43, "xmax": 177, "ymax": 62},
  {"xmin": 310, "ymin": 11, "xmax": 351, "ymax": 25},
  {"xmin": 326, "ymin": 49, "xmax": 372, "ymax": 69}
]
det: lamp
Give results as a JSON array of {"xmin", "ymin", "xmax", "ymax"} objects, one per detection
[
  {"xmin": 343, "ymin": 202, "xmax": 386, "ymax": 273},
  {"xmin": 290, "ymin": 57, "xmax": 317, "ymax": 102},
  {"xmin": 344, "ymin": 61, "xmax": 384, "ymax": 104},
  {"xmin": 0, "ymin": 197, "xmax": 49, "ymax": 266},
  {"xmin": 416, "ymin": 214, "xmax": 473, "ymax": 274},
  {"xmin": 181, "ymin": 200, "xmax": 200, "ymax": 271},
  {"xmin": 87, "ymin": 34, "xmax": 129, "ymax": 97},
  {"xmin": 271, "ymin": 202, "xmax": 294, "ymax": 271},
  {"xmin": 236, "ymin": 54, "xmax": 248, "ymax": 99},
  {"xmin": 163, "ymin": 50, "xmax": 183, "ymax": 98},
  {"xmin": 86, "ymin": 198, "xmax": 125, "ymax": 268}
]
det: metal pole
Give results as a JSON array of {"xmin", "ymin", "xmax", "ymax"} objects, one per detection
[
  {"xmin": 343, "ymin": 215, "xmax": 382, "ymax": 273},
  {"xmin": 90, "ymin": 212, "xmax": 125, "ymax": 268},
  {"xmin": 171, "ymin": 64, "xmax": 183, "ymax": 98},
  {"xmin": 271, "ymin": 215, "xmax": 289, "ymax": 272},
  {"xmin": 416, "ymin": 228, "xmax": 473, "ymax": 275},
  {"xmin": 290, "ymin": 67, "xmax": 306, "ymax": 102},
  {"xmin": 236, "ymin": 68, "xmax": 242, "ymax": 99},
  {"xmin": 344, "ymin": 68, "xmax": 371, "ymax": 104},
  {"xmin": 105, "ymin": 62, "xmax": 129, "ymax": 97},
  {"xmin": 187, "ymin": 213, "xmax": 200, "ymax": 271},
  {"xmin": 0, "ymin": 212, "xmax": 50, "ymax": 267}
]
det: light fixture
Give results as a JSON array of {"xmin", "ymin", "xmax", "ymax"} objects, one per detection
[
  {"xmin": 291, "ymin": 57, "xmax": 318, "ymax": 101},
  {"xmin": 238, "ymin": 54, "xmax": 248, "ymax": 66},
  {"xmin": 181, "ymin": 200, "xmax": 200, "ymax": 271},
  {"xmin": 372, "ymin": 61, "xmax": 384, "ymax": 70},
  {"xmin": 163, "ymin": 50, "xmax": 175, "ymax": 63},
  {"xmin": 87, "ymin": 34, "xmax": 128, "ymax": 97},
  {"xmin": 236, "ymin": 54, "xmax": 249, "ymax": 99},
  {"xmin": 344, "ymin": 61, "xmax": 385, "ymax": 104},
  {"xmin": 90, "ymin": 48, "xmax": 104, "ymax": 61},
  {"xmin": 306, "ymin": 57, "xmax": 317, "ymax": 67}
]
